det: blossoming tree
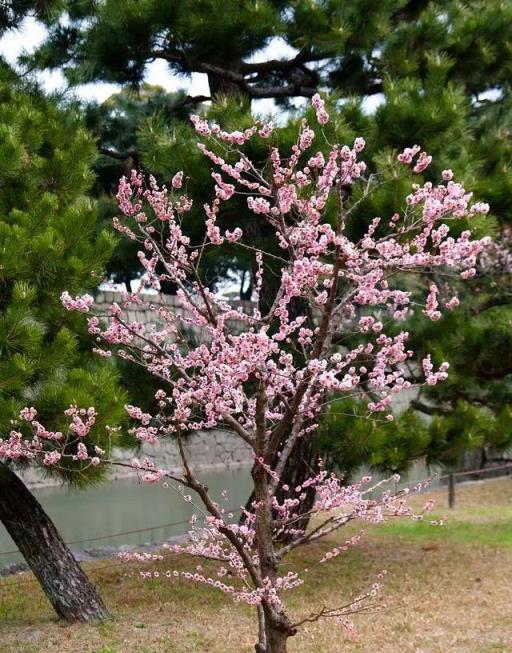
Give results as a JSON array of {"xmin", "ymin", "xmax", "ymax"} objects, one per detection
[{"xmin": 1, "ymin": 96, "xmax": 491, "ymax": 652}]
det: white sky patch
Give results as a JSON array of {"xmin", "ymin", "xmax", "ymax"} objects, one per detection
[
  {"xmin": 477, "ymin": 88, "xmax": 503, "ymax": 102},
  {"xmin": 362, "ymin": 93, "xmax": 385, "ymax": 114},
  {"xmin": 144, "ymin": 58, "xmax": 211, "ymax": 98},
  {"xmin": 0, "ymin": 15, "xmax": 46, "ymax": 63}
]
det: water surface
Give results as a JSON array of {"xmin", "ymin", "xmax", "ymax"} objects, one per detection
[{"xmin": 0, "ymin": 468, "xmax": 252, "ymax": 567}]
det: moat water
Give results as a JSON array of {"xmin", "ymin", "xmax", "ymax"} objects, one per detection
[{"xmin": 0, "ymin": 468, "xmax": 252, "ymax": 567}]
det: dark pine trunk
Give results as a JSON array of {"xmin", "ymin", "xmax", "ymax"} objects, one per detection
[
  {"xmin": 0, "ymin": 462, "xmax": 109, "ymax": 622},
  {"xmin": 207, "ymin": 72, "xmax": 243, "ymax": 98}
]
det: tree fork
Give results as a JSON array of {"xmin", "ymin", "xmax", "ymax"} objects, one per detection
[
  {"xmin": 242, "ymin": 434, "xmax": 318, "ymax": 543},
  {"xmin": 0, "ymin": 463, "xmax": 110, "ymax": 622}
]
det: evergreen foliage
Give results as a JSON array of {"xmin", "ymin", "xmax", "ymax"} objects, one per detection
[
  {"xmin": 0, "ymin": 69, "xmax": 127, "ymax": 484},
  {"xmin": 25, "ymin": 1, "xmax": 512, "ymax": 104}
]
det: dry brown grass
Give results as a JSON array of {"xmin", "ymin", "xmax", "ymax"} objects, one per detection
[{"xmin": 1, "ymin": 478, "xmax": 511, "ymax": 653}]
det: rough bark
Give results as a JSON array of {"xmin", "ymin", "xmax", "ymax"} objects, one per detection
[
  {"xmin": 265, "ymin": 624, "xmax": 289, "ymax": 653},
  {"xmin": 0, "ymin": 462, "xmax": 110, "ymax": 622},
  {"xmin": 263, "ymin": 605, "xmax": 295, "ymax": 653}
]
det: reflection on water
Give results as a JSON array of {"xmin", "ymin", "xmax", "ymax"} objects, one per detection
[{"xmin": 0, "ymin": 469, "xmax": 252, "ymax": 567}]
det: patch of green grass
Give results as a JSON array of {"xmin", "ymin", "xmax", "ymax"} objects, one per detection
[
  {"xmin": 1, "ymin": 643, "xmax": 39, "ymax": 653},
  {"xmin": 185, "ymin": 631, "xmax": 216, "ymax": 648},
  {"xmin": 152, "ymin": 638, "xmax": 181, "ymax": 653},
  {"xmin": 0, "ymin": 587, "xmax": 33, "ymax": 621},
  {"xmin": 376, "ymin": 514, "xmax": 512, "ymax": 547},
  {"xmin": 96, "ymin": 620, "xmax": 116, "ymax": 637}
]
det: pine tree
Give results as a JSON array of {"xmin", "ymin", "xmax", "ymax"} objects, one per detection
[
  {"xmin": 0, "ymin": 66, "xmax": 127, "ymax": 621},
  {"xmin": 24, "ymin": 1, "xmax": 512, "ymax": 105}
]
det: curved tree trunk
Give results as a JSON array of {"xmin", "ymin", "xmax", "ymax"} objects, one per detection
[{"xmin": 0, "ymin": 462, "xmax": 109, "ymax": 622}]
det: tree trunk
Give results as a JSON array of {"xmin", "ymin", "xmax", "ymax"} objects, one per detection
[
  {"xmin": 123, "ymin": 274, "xmax": 133, "ymax": 294},
  {"xmin": 265, "ymin": 622, "xmax": 290, "ymax": 653},
  {"xmin": 243, "ymin": 435, "xmax": 318, "ymax": 543},
  {"xmin": 0, "ymin": 462, "xmax": 110, "ymax": 622},
  {"xmin": 243, "ymin": 267, "xmax": 319, "ymax": 541},
  {"xmin": 274, "ymin": 435, "xmax": 318, "ymax": 541},
  {"xmin": 207, "ymin": 72, "xmax": 244, "ymax": 99}
]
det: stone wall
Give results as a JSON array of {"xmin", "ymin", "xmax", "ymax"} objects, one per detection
[
  {"xmin": 112, "ymin": 428, "xmax": 253, "ymax": 478},
  {"xmin": 21, "ymin": 429, "xmax": 253, "ymax": 489},
  {"xmin": 94, "ymin": 290, "xmax": 253, "ymax": 338}
]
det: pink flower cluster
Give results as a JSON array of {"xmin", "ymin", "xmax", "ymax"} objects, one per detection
[
  {"xmin": 60, "ymin": 291, "xmax": 94, "ymax": 313},
  {"xmin": 65, "ymin": 405, "xmax": 96, "ymax": 437}
]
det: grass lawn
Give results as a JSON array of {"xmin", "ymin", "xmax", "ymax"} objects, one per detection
[{"xmin": 1, "ymin": 477, "xmax": 511, "ymax": 653}]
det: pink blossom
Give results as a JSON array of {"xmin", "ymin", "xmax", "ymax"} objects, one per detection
[
  {"xmin": 258, "ymin": 122, "xmax": 273, "ymax": 138},
  {"xmin": 413, "ymin": 151, "xmax": 432, "ymax": 174},
  {"xmin": 353, "ymin": 137, "xmax": 365, "ymax": 153},
  {"xmin": 445, "ymin": 296, "xmax": 460, "ymax": 310},
  {"xmin": 299, "ymin": 127, "xmax": 315, "ymax": 150},
  {"xmin": 397, "ymin": 145, "xmax": 420, "ymax": 164},
  {"xmin": 312, "ymin": 93, "xmax": 329, "ymax": 125},
  {"xmin": 76, "ymin": 442, "xmax": 88, "ymax": 460},
  {"xmin": 43, "ymin": 451, "xmax": 61, "ymax": 465},
  {"xmin": 19, "ymin": 407, "xmax": 37, "ymax": 422},
  {"xmin": 423, "ymin": 284, "xmax": 441, "ymax": 321},
  {"xmin": 247, "ymin": 196, "xmax": 271, "ymax": 215},
  {"xmin": 171, "ymin": 171, "xmax": 184, "ymax": 189},
  {"xmin": 225, "ymin": 228, "xmax": 243, "ymax": 243},
  {"xmin": 61, "ymin": 291, "xmax": 94, "ymax": 313}
]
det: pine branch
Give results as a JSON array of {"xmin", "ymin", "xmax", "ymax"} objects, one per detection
[
  {"xmin": 410, "ymin": 400, "xmax": 451, "ymax": 416},
  {"xmin": 152, "ymin": 50, "xmax": 318, "ymax": 99},
  {"xmin": 99, "ymin": 147, "xmax": 138, "ymax": 161},
  {"xmin": 470, "ymin": 296, "xmax": 512, "ymax": 315},
  {"xmin": 238, "ymin": 47, "xmax": 326, "ymax": 74}
]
